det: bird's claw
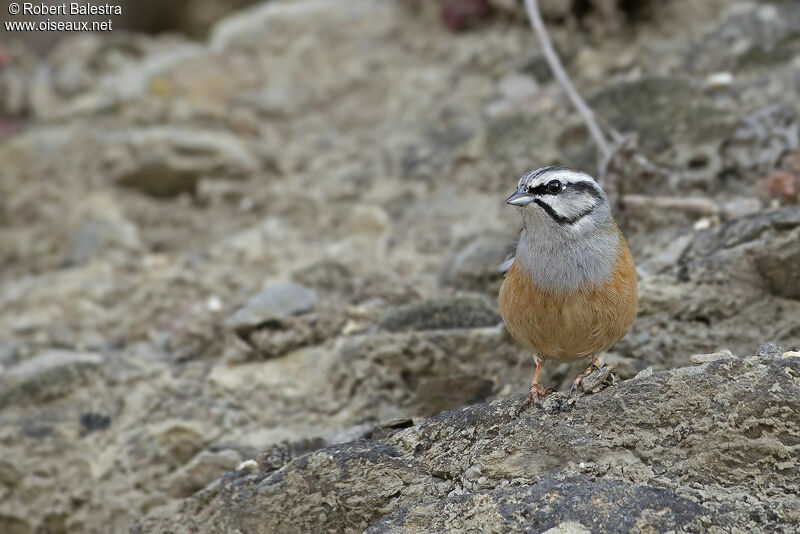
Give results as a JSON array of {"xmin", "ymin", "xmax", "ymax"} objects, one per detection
[
  {"xmin": 519, "ymin": 384, "xmax": 554, "ymax": 412},
  {"xmin": 569, "ymin": 363, "xmax": 602, "ymax": 398}
]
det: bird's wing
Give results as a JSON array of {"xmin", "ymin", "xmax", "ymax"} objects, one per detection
[{"xmin": 499, "ymin": 228, "xmax": 524, "ymax": 276}]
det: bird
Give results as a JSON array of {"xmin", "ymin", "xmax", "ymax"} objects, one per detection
[{"xmin": 498, "ymin": 166, "xmax": 637, "ymax": 407}]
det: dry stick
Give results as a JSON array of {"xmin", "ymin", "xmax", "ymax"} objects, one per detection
[{"xmin": 523, "ymin": 0, "xmax": 612, "ymax": 166}]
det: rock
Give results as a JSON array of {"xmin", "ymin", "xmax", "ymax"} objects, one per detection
[
  {"xmin": 292, "ymin": 260, "xmax": 354, "ymax": 295},
  {"xmin": 617, "ymin": 207, "xmax": 800, "ymax": 364},
  {"xmin": 678, "ymin": 206, "xmax": 800, "ymax": 297},
  {"xmin": 224, "ymin": 284, "xmax": 318, "ymax": 332},
  {"xmin": 378, "ymin": 295, "xmax": 501, "ymax": 332},
  {"xmin": 323, "ymin": 326, "xmax": 527, "ymax": 421},
  {"xmin": 223, "ymin": 285, "xmax": 337, "ymax": 361},
  {"xmin": 136, "ymin": 349, "xmax": 800, "ymax": 532},
  {"xmin": 69, "ymin": 218, "xmax": 141, "ymax": 265},
  {"xmin": 105, "ymin": 127, "xmax": 259, "ymax": 197},
  {"xmin": 79, "ymin": 412, "xmax": 112, "ymax": 435},
  {"xmin": 589, "ymin": 77, "xmax": 734, "ymax": 157},
  {"xmin": 753, "ymin": 230, "xmax": 800, "ymax": 299},
  {"xmin": 576, "ymin": 364, "xmax": 614, "ymax": 393},
  {"xmin": 172, "ymin": 441, "xmax": 447, "ymax": 534},
  {"xmin": 439, "ymin": 232, "xmax": 517, "ymax": 294},
  {"xmin": 67, "ymin": 192, "xmax": 142, "ymax": 265},
  {"xmin": 690, "ymin": 349, "xmax": 735, "ymax": 364},
  {"xmin": 722, "ymin": 105, "xmax": 800, "ymax": 177},
  {"xmin": 0, "ymin": 460, "xmax": 22, "ymax": 487},
  {"xmin": 633, "ymin": 367, "xmax": 653, "ymax": 379},
  {"xmin": 686, "ymin": 3, "xmax": 800, "ymax": 73},
  {"xmin": 368, "ymin": 477, "xmax": 706, "ymax": 533},
  {"xmin": 722, "ymin": 198, "xmax": 762, "ymax": 220},
  {"xmin": 253, "ymin": 438, "xmax": 326, "ymax": 473},
  {"xmin": 0, "ymin": 350, "xmax": 103, "ymax": 409},
  {"xmin": 167, "ymin": 449, "xmax": 242, "ymax": 498},
  {"xmin": 753, "ymin": 343, "xmax": 785, "ymax": 360},
  {"xmin": 245, "ymin": 306, "xmax": 345, "ymax": 359},
  {"xmin": 684, "ymin": 206, "xmax": 800, "ymax": 302},
  {"xmin": 211, "ymin": 0, "xmax": 389, "ymax": 51}
]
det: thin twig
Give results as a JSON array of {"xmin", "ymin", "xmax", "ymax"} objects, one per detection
[{"xmin": 523, "ymin": 0, "xmax": 611, "ymax": 163}]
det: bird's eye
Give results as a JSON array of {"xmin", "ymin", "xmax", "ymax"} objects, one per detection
[{"xmin": 547, "ymin": 180, "xmax": 562, "ymax": 194}]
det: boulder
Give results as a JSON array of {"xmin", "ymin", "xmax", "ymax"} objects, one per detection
[{"xmin": 134, "ymin": 349, "xmax": 800, "ymax": 533}]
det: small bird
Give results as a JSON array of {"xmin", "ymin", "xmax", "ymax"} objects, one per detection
[{"xmin": 498, "ymin": 166, "xmax": 637, "ymax": 407}]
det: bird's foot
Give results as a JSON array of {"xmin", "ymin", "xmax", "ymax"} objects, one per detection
[
  {"xmin": 520, "ymin": 383, "xmax": 555, "ymax": 411},
  {"xmin": 568, "ymin": 363, "xmax": 601, "ymax": 398}
]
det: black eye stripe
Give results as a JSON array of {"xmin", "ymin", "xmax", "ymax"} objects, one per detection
[{"xmin": 526, "ymin": 180, "xmax": 600, "ymax": 197}]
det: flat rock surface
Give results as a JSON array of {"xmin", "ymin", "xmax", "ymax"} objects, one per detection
[{"xmin": 135, "ymin": 350, "xmax": 800, "ymax": 533}]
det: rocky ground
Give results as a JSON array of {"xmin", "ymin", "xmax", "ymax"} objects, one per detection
[{"xmin": 0, "ymin": 0, "xmax": 799, "ymax": 532}]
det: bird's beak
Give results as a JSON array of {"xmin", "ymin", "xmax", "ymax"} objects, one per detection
[{"xmin": 505, "ymin": 188, "xmax": 534, "ymax": 206}]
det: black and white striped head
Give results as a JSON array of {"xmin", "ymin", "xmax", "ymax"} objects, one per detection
[{"xmin": 505, "ymin": 166, "xmax": 610, "ymax": 233}]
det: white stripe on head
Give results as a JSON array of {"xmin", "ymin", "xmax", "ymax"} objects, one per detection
[{"xmin": 518, "ymin": 167, "xmax": 595, "ymax": 189}]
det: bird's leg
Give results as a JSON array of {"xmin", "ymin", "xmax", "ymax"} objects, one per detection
[
  {"xmin": 522, "ymin": 357, "xmax": 553, "ymax": 407},
  {"xmin": 568, "ymin": 356, "xmax": 601, "ymax": 398}
]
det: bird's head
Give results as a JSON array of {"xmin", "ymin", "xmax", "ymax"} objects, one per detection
[{"xmin": 505, "ymin": 166, "xmax": 611, "ymax": 236}]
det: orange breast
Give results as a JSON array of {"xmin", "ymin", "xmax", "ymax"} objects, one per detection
[{"xmin": 498, "ymin": 242, "xmax": 637, "ymax": 361}]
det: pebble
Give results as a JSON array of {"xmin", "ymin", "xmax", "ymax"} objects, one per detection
[
  {"xmin": 224, "ymin": 283, "xmax": 318, "ymax": 331},
  {"xmin": 690, "ymin": 350, "xmax": 735, "ymax": 364}
]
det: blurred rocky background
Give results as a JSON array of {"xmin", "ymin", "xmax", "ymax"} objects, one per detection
[{"xmin": 0, "ymin": 0, "xmax": 799, "ymax": 532}]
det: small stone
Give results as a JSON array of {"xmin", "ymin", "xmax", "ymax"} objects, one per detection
[
  {"xmin": 690, "ymin": 350, "xmax": 735, "ymax": 364},
  {"xmin": 693, "ymin": 217, "xmax": 714, "ymax": 231},
  {"xmin": 207, "ymin": 296, "xmax": 223, "ymax": 312},
  {"xmin": 580, "ymin": 365, "xmax": 614, "ymax": 392},
  {"xmin": 633, "ymin": 367, "xmax": 653, "ymax": 380},
  {"xmin": 79, "ymin": 412, "xmax": 111, "ymax": 435},
  {"xmin": 782, "ymin": 351, "xmax": 800, "ymax": 359},
  {"xmin": 0, "ymin": 350, "xmax": 103, "ymax": 408},
  {"xmin": 224, "ymin": 283, "xmax": 318, "ymax": 331},
  {"xmin": 705, "ymin": 72, "xmax": 734, "ymax": 89},
  {"xmin": 464, "ymin": 465, "xmax": 482, "ymax": 481},
  {"xmin": 107, "ymin": 127, "xmax": 259, "ymax": 198},
  {"xmin": 722, "ymin": 198, "xmax": 761, "ymax": 220},
  {"xmin": 236, "ymin": 459, "xmax": 259, "ymax": 472}
]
